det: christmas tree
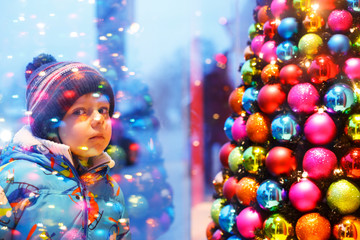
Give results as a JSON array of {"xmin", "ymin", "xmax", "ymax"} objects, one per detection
[{"xmin": 207, "ymin": 0, "xmax": 360, "ymax": 239}]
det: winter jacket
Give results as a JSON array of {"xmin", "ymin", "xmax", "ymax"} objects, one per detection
[{"xmin": 0, "ymin": 126, "xmax": 131, "ymax": 239}]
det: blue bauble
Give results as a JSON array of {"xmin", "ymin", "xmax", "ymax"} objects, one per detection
[
  {"xmin": 219, "ymin": 204, "xmax": 237, "ymax": 233},
  {"xmin": 278, "ymin": 17, "xmax": 298, "ymax": 39},
  {"xmin": 228, "ymin": 235, "xmax": 243, "ymax": 240},
  {"xmin": 242, "ymin": 87, "xmax": 259, "ymax": 114},
  {"xmin": 256, "ymin": 180, "xmax": 285, "ymax": 211},
  {"xmin": 328, "ymin": 34, "xmax": 351, "ymax": 55},
  {"xmin": 271, "ymin": 114, "xmax": 300, "ymax": 142},
  {"xmin": 224, "ymin": 116, "xmax": 235, "ymax": 140},
  {"xmin": 324, "ymin": 83, "xmax": 356, "ymax": 113},
  {"xmin": 348, "ymin": 0, "xmax": 360, "ymax": 12},
  {"xmin": 276, "ymin": 41, "xmax": 298, "ymax": 62}
]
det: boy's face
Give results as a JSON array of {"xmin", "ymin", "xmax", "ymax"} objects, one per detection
[{"xmin": 59, "ymin": 93, "xmax": 112, "ymax": 160}]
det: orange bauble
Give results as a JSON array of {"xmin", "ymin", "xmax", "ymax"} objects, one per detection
[
  {"xmin": 296, "ymin": 213, "xmax": 331, "ymax": 240},
  {"xmin": 228, "ymin": 86, "xmax": 245, "ymax": 114},
  {"xmin": 257, "ymin": 6, "xmax": 270, "ymax": 24},
  {"xmin": 246, "ymin": 112, "xmax": 271, "ymax": 143},
  {"xmin": 261, "ymin": 63, "xmax": 280, "ymax": 84},
  {"xmin": 235, "ymin": 177, "xmax": 259, "ymax": 206},
  {"xmin": 206, "ymin": 221, "xmax": 217, "ymax": 240}
]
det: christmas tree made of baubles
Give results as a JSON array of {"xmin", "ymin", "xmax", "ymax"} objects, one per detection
[{"xmin": 207, "ymin": 0, "xmax": 360, "ymax": 240}]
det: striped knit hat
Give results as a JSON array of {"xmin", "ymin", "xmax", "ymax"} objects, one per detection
[{"xmin": 25, "ymin": 53, "xmax": 114, "ymax": 140}]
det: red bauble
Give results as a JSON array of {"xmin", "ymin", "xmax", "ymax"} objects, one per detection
[
  {"xmin": 341, "ymin": 148, "xmax": 360, "ymax": 179},
  {"xmin": 257, "ymin": 84, "xmax": 286, "ymax": 114},
  {"xmin": 308, "ymin": 55, "xmax": 339, "ymax": 84},
  {"xmin": 219, "ymin": 142, "xmax": 236, "ymax": 168},
  {"xmin": 206, "ymin": 221, "xmax": 217, "ymax": 240},
  {"xmin": 264, "ymin": 20, "xmax": 279, "ymax": 39},
  {"xmin": 279, "ymin": 64, "xmax": 303, "ymax": 85},
  {"xmin": 266, "ymin": 146, "xmax": 297, "ymax": 176},
  {"xmin": 223, "ymin": 176, "xmax": 238, "ymax": 201}
]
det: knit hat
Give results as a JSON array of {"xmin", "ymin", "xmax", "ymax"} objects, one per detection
[{"xmin": 25, "ymin": 53, "xmax": 115, "ymax": 140}]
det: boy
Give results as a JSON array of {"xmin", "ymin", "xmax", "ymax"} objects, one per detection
[{"xmin": 0, "ymin": 54, "xmax": 131, "ymax": 239}]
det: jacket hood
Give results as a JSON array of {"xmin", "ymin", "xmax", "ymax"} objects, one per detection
[{"xmin": 0, "ymin": 126, "xmax": 115, "ymax": 179}]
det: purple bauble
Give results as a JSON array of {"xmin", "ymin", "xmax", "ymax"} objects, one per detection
[
  {"xmin": 236, "ymin": 207, "xmax": 263, "ymax": 239},
  {"xmin": 251, "ymin": 35, "xmax": 265, "ymax": 56},
  {"xmin": 289, "ymin": 179, "xmax": 322, "ymax": 212},
  {"xmin": 303, "ymin": 147, "xmax": 338, "ymax": 180},
  {"xmin": 260, "ymin": 41, "xmax": 277, "ymax": 63},
  {"xmin": 304, "ymin": 112, "xmax": 337, "ymax": 145},
  {"xmin": 287, "ymin": 83, "xmax": 320, "ymax": 114},
  {"xmin": 328, "ymin": 10, "xmax": 353, "ymax": 32},
  {"xmin": 344, "ymin": 58, "xmax": 360, "ymax": 80},
  {"xmin": 231, "ymin": 116, "xmax": 247, "ymax": 142}
]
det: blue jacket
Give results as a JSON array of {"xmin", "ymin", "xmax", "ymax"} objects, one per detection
[{"xmin": 0, "ymin": 126, "xmax": 131, "ymax": 239}]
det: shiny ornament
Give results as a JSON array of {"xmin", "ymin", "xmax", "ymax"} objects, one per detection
[
  {"xmin": 244, "ymin": 45, "xmax": 254, "ymax": 60},
  {"xmin": 327, "ymin": 179, "xmax": 360, "ymax": 214},
  {"xmin": 271, "ymin": 114, "xmax": 300, "ymax": 143},
  {"xmin": 303, "ymin": 10, "xmax": 325, "ymax": 32},
  {"xmin": 341, "ymin": 148, "xmax": 360, "ymax": 179},
  {"xmin": 212, "ymin": 229, "xmax": 224, "ymax": 240},
  {"xmin": 257, "ymin": 84, "xmax": 286, "ymax": 114},
  {"xmin": 243, "ymin": 146, "xmax": 266, "ymax": 174},
  {"xmin": 333, "ymin": 215, "xmax": 360, "ymax": 240},
  {"xmin": 257, "ymin": 6, "xmax": 270, "ymax": 24},
  {"xmin": 256, "ymin": 0, "xmax": 271, "ymax": 6},
  {"xmin": 293, "ymin": 0, "xmax": 311, "ymax": 12},
  {"xmin": 213, "ymin": 171, "xmax": 229, "ymax": 195},
  {"xmin": 227, "ymin": 236, "xmax": 242, "ymax": 240},
  {"xmin": 328, "ymin": 10, "xmax": 353, "ymax": 33},
  {"xmin": 248, "ymin": 23, "xmax": 263, "ymax": 40},
  {"xmin": 251, "ymin": 35, "xmax": 265, "ymax": 57},
  {"xmin": 289, "ymin": 179, "xmax": 322, "ymax": 212},
  {"xmin": 316, "ymin": 0, "xmax": 336, "ymax": 10},
  {"xmin": 260, "ymin": 41, "xmax": 277, "ymax": 63},
  {"xmin": 324, "ymin": 83, "xmax": 356, "ymax": 113},
  {"xmin": 246, "ymin": 112, "xmax": 271, "ymax": 143},
  {"xmin": 236, "ymin": 207, "xmax": 263, "ymax": 239},
  {"xmin": 352, "ymin": 32, "xmax": 360, "ymax": 53},
  {"xmin": 223, "ymin": 177, "xmax": 239, "ymax": 201},
  {"xmin": 295, "ymin": 213, "xmax": 331, "ymax": 240},
  {"xmin": 206, "ymin": 221, "xmax": 217, "ymax": 240},
  {"xmin": 279, "ymin": 64, "xmax": 303, "ymax": 85},
  {"xmin": 235, "ymin": 177, "xmax": 259, "ymax": 206},
  {"xmin": 303, "ymin": 147, "xmax": 337, "ymax": 180},
  {"xmin": 127, "ymin": 194, "xmax": 149, "ymax": 218},
  {"xmin": 288, "ymin": 83, "xmax": 319, "ymax": 114},
  {"xmin": 231, "ymin": 117, "xmax": 247, "ymax": 143},
  {"xmin": 278, "ymin": 18, "xmax": 298, "ymax": 39},
  {"xmin": 276, "ymin": 41, "xmax": 298, "ymax": 62},
  {"xmin": 228, "ymin": 86, "xmax": 245, "ymax": 114},
  {"xmin": 298, "ymin": 33, "xmax": 323, "ymax": 58},
  {"xmin": 308, "ymin": 55, "xmax": 339, "ymax": 84},
  {"xmin": 304, "ymin": 112, "xmax": 337, "ymax": 145},
  {"xmin": 224, "ymin": 116, "xmax": 235, "ymax": 141},
  {"xmin": 219, "ymin": 142, "xmax": 236, "ymax": 168},
  {"xmin": 228, "ymin": 147, "xmax": 244, "ymax": 173},
  {"xmin": 240, "ymin": 58, "xmax": 263, "ymax": 86},
  {"xmin": 271, "ymin": 0, "xmax": 288, "ymax": 17},
  {"xmin": 257, "ymin": 180, "xmax": 285, "ymax": 211},
  {"xmin": 264, "ymin": 20, "xmax": 279, "ymax": 39},
  {"xmin": 266, "ymin": 146, "xmax": 297, "ymax": 176},
  {"xmin": 345, "ymin": 114, "xmax": 360, "ymax": 143},
  {"xmin": 219, "ymin": 205, "xmax": 237, "ymax": 233},
  {"xmin": 344, "ymin": 58, "xmax": 360, "ymax": 80},
  {"xmin": 242, "ymin": 87, "xmax": 259, "ymax": 114},
  {"xmin": 328, "ymin": 34, "xmax": 351, "ymax": 56},
  {"xmin": 261, "ymin": 63, "xmax": 279, "ymax": 84},
  {"xmin": 348, "ymin": 0, "xmax": 360, "ymax": 12},
  {"xmin": 264, "ymin": 214, "xmax": 294, "ymax": 240},
  {"xmin": 211, "ymin": 198, "xmax": 227, "ymax": 225}
]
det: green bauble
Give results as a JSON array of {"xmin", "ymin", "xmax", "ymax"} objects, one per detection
[
  {"xmin": 240, "ymin": 58, "xmax": 263, "ymax": 86},
  {"xmin": 327, "ymin": 179, "xmax": 360, "ymax": 214},
  {"xmin": 211, "ymin": 198, "xmax": 227, "ymax": 225},
  {"xmin": 243, "ymin": 146, "xmax": 266, "ymax": 174},
  {"xmin": 248, "ymin": 22, "xmax": 262, "ymax": 40},
  {"xmin": 264, "ymin": 214, "xmax": 294, "ymax": 240},
  {"xmin": 228, "ymin": 147, "xmax": 243, "ymax": 173}
]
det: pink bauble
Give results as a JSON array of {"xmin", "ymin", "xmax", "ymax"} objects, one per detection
[
  {"xmin": 260, "ymin": 41, "xmax": 277, "ymax": 63},
  {"xmin": 304, "ymin": 112, "xmax": 337, "ymax": 145},
  {"xmin": 212, "ymin": 229, "xmax": 224, "ymax": 240},
  {"xmin": 223, "ymin": 176, "xmax": 238, "ymax": 201},
  {"xmin": 236, "ymin": 207, "xmax": 262, "ymax": 239},
  {"xmin": 344, "ymin": 58, "xmax": 360, "ymax": 80},
  {"xmin": 257, "ymin": 84, "xmax": 286, "ymax": 114},
  {"xmin": 289, "ymin": 179, "xmax": 322, "ymax": 212},
  {"xmin": 287, "ymin": 83, "xmax": 320, "ymax": 114},
  {"xmin": 271, "ymin": 0, "xmax": 288, "ymax": 18},
  {"xmin": 219, "ymin": 142, "xmax": 236, "ymax": 168},
  {"xmin": 251, "ymin": 35, "xmax": 265, "ymax": 56},
  {"xmin": 231, "ymin": 117, "xmax": 247, "ymax": 142},
  {"xmin": 303, "ymin": 147, "xmax": 337, "ymax": 180},
  {"xmin": 328, "ymin": 10, "xmax": 353, "ymax": 32}
]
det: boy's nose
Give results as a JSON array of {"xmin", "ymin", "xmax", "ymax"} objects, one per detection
[{"xmin": 91, "ymin": 111, "xmax": 105, "ymax": 126}]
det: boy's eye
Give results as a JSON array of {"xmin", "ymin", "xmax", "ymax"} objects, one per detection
[
  {"xmin": 73, "ymin": 109, "xmax": 86, "ymax": 115},
  {"xmin": 98, "ymin": 107, "xmax": 109, "ymax": 115}
]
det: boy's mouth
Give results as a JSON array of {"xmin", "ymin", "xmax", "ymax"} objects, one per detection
[{"xmin": 89, "ymin": 134, "xmax": 104, "ymax": 140}]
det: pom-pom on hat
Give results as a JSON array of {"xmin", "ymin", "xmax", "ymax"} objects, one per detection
[{"xmin": 25, "ymin": 53, "xmax": 115, "ymax": 140}]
